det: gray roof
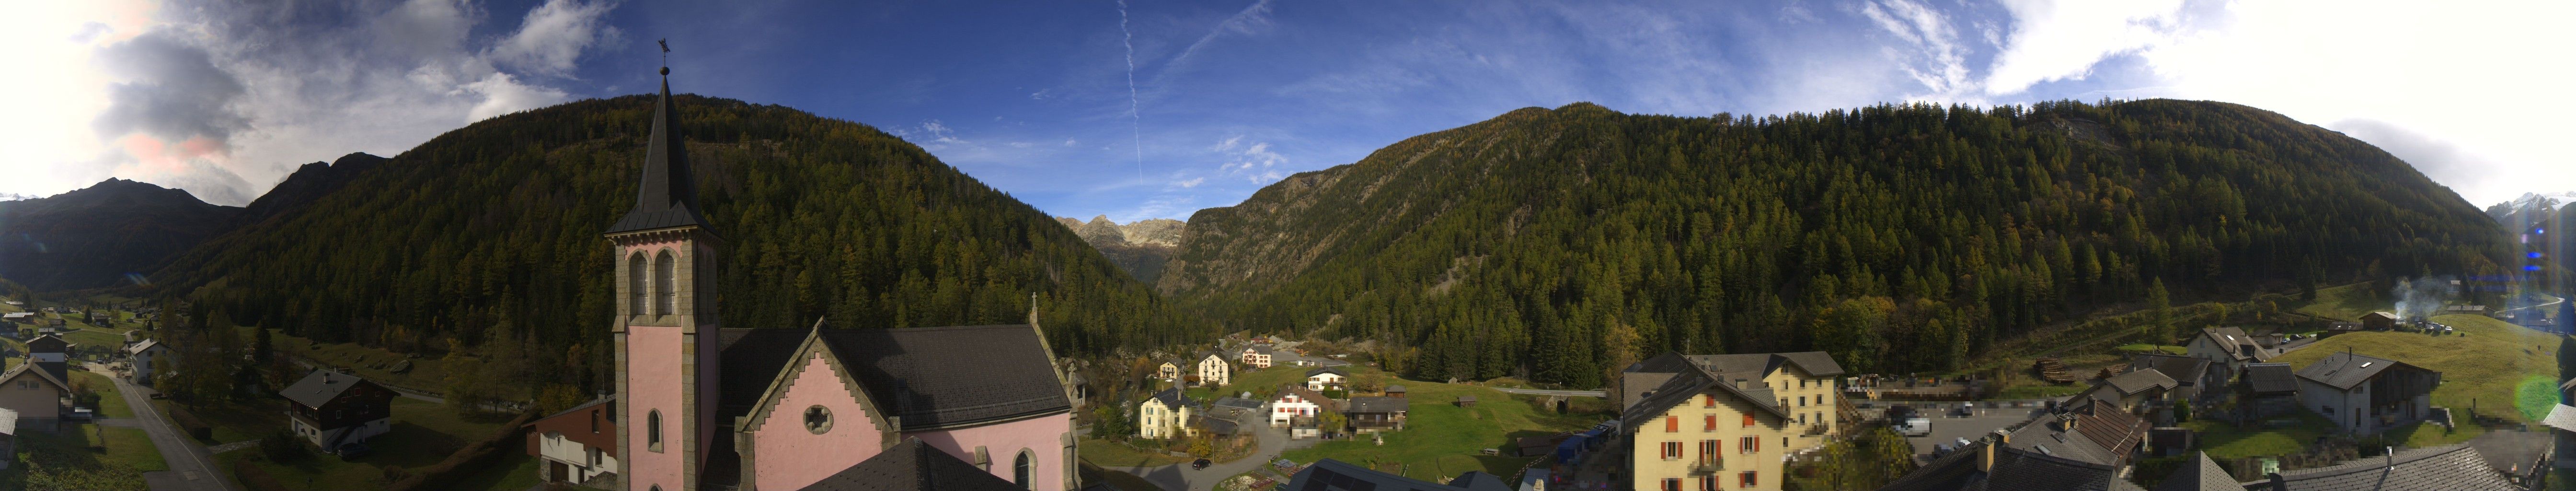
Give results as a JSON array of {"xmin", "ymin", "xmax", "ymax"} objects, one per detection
[
  {"xmin": 2295, "ymin": 351, "xmax": 2429, "ymax": 391},
  {"xmin": 2002, "ymin": 398, "xmax": 2142, "ymax": 467},
  {"xmin": 1148, "ymin": 388, "xmax": 1185, "ymax": 409},
  {"xmin": 278, "ymin": 370, "xmax": 382, "ymax": 409},
  {"xmin": 1619, "ymin": 363, "xmax": 1788, "ymax": 432},
  {"xmin": 2250, "ymin": 444, "xmax": 2517, "ymax": 491},
  {"xmin": 1347, "ymin": 396, "xmax": 1409, "ymax": 414},
  {"xmin": 2153, "ymin": 452, "xmax": 2240, "ymax": 491},
  {"xmin": 1212, "ymin": 397, "xmax": 1265, "ymax": 411},
  {"xmin": 1306, "ymin": 366, "xmax": 1348, "ymax": 378},
  {"xmin": 1384, "ymin": 385, "xmax": 1405, "ymax": 393},
  {"xmin": 1682, "ymin": 351, "xmax": 1848, "ymax": 378},
  {"xmin": 2131, "ymin": 354, "xmax": 2211, "ymax": 386},
  {"xmin": 604, "ymin": 73, "xmax": 713, "ymax": 235},
  {"xmin": 795, "ymin": 438, "xmax": 1024, "ymax": 491},
  {"xmin": 1284, "ymin": 458, "xmax": 1493, "ymax": 491},
  {"xmin": 2104, "ymin": 368, "xmax": 2178, "ymax": 396},
  {"xmin": 2543, "ymin": 404, "xmax": 2576, "ymax": 433},
  {"xmin": 2200, "ymin": 327, "xmax": 2279, "ymax": 362},
  {"xmin": 124, "ymin": 339, "xmax": 162, "ymax": 354},
  {"xmin": 2243, "ymin": 363, "xmax": 2299, "ymax": 394},
  {"xmin": 1878, "ymin": 440, "xmax": 2148, "ymax": 491},
  {"xmin": 531, "ymin": 397, "xmax": 616, "ymax": 424},
  {"xmin": 718, "ymin": 324, "xmax": 1071, "ymax": 431}
]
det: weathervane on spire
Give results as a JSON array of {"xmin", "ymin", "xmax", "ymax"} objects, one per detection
[{"xmin": 658, "ymin": 38, "xmax": 670, "ymax": 75}]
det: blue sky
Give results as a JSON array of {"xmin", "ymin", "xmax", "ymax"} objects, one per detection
[{"xmin": 8, "ymin": 0, "xmax": 2571, "ymax": 221}]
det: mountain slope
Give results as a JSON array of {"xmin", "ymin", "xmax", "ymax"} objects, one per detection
[
  {"xmin": 154, "ymin": 94, "xmax": 1192, "ymax": 388},
  {"xmin": 0, "ymin": 179, "xmax": 242, "ymax": 291},
  {"xmin": 1163, "ymin": 99, "xmax": 2506, "ymax": 385},
  {"xmin": 1054, "ymin": 215, "xmax": 1186, "ymax": 283},
  {"xmin": 241, "ymin": 152, "xmax": 388, "ymax": 224}
]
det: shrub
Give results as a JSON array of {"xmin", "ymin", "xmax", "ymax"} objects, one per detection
[
  {"xmin": 258, "ymin": 430, "xmax": 307, "ymax": 463},
  {"xmin": 166, "ymin": 405, "xmax": 213, "ymax": 441},
  {"xmin": 233, "ymin": 458, "xmax": 288, "ymax": 491}
]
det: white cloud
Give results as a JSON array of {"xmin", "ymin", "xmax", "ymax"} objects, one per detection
[
  {"xmin": 1858, "ymin": 0, "xmax": 1973, "ymax": 100},
  {"xmin": 1063, "ymin": 138, "xmax": 1079, "ymax": 147},
  {"xmin": 1175, "ymin": 177, "xmax": 1205, "ymax": 188},
  {"xmin": 463, "ymin": 72, "xmax": 570, "ymax": 121},
  {"xmin": 489, "ymin": 0, "xmax": 622, "ymax": 78},
  {"xmin": 1979, "ymin": 0, "xmax": 2185, "ymax": 95}
]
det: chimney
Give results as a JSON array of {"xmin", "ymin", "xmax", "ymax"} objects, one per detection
[{"xmin": 1979, "ymin": 429, "xmax": 2008, "ymax": 472}]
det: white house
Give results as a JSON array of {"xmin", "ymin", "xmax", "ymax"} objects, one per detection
[
  {"xmin": 1138, "ymin": 388, "xmax": 1192, "ymax": 439},
  {"xmin": 521, "ymin": 397, "xmax": 619, "ymax": 485},
  {"xmin": 1270, "ymin": 385, "xmax": 1338, "ymax": 428},
  {"xmin": 1305, "ymin": 366, "xmax": 1349, "ymax": 391},
  {"xmin": 124, "ymin": 339, "xmax": 171, "ymax": 386},
  {"xmin": 1196, "ymin": 352, "xmax": 1231, "ymax": 387},
  {"xmin": 2296, "ymin": 351, "xmax": 2440, "ymax": 434},
  {"xmin": 2184, "ymin": 327, "xmax": 2278, "ymax": 382},
  {"xmin": 1240, "ymin": 347, "xmax": 1273, "ymax": 369}
]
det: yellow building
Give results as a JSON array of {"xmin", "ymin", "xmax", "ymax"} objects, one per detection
[
  {"xmin": 1137, "ymin": 388, "xmax": 1192, "ymax": 439},
  {"xmin": 1615, "ymin": 352, "xmax": 1843, "ymax": 491}
]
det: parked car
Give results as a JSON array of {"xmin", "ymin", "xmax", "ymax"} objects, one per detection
[{"xmin": 1895, "ymin": 418, "xmax": 1932, "ymax": 437}]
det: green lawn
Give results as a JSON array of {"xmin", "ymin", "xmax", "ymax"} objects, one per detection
[
  {"xmin": 2268, "ymin": 314, "xmax": 2563, "ymax": 424},
  {"xmin": 212, "ymin": 397, "xmax": 518, "ymax": 491},
  {"xmin": 160, "ymin": 399, "xmax": 290, "ymax": 445},
  {"xmin": 2114, "ymin": 344, "xmax": 2186, "ymax": 355},
  {"xmin": 2178, "ymin": 412, "xmax": 2336, "ymax": 459},
  {"xmin": 1081, "ymin": 438, "xmax": 1190, "ymax": 467},
  {"xmin": 442, "ymin": 450, "xmax": 545, "ymax": 491},
  {"xmin": 265, "ymin": 329, "xmax": 452, "ymax": 394},
  {"xmin": 71, "ymin": 371, "xmax": 136, "ymax": 419},
  {"xmin": 97, "ymin": 426, "xmax": 168, "ymax": 472},
  {"xmin": 2391, "ymin": 420, "xmax": 2487, "ymax": 447},
  {"xmin": 1278, "ymin": 367, "xmax": 1606, "ymax": 482},
  {"xmin": 2292, "ymin": 282, "xmax": 2381, "ymax": 322}
]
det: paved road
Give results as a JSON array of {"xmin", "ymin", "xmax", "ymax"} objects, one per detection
[
  {"xmin": 1899, "ymin": 407, "xmax": 2046, "ymax": 457},
  {"xmin": 106, "ymin": 367, "xmax": 239, "ymax": 491},
  {"xmin": 1495, "ymin": 387, "xmax": 1607, "ymax": 397},
  {"xmin": 1106, "ymin": 421, "xmax": 1317, "ymax": 491}
]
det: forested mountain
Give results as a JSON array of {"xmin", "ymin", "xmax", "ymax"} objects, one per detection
[
  {"xmin": 1162, "ymin": 99, "xmax": 2507, "ymax": 386},
  {"xmin": 0, "ymin": 179, "xmax": 242, "ymax": 291},
  {"xmin": 241, "ymin": 152, "xmax": 387, "ymax": 224},
  {"xmin": 151, "ymin": 94, "xmax": 1195, "ymax": 391},
  {"xmin": 1055, "ymin": 215, "xmax": 1185, "ymax": 283}
]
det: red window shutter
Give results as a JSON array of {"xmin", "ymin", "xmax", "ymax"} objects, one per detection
[
  {"xmin": 1743, "ymin": 413, "xmax": 1756, "ymax": 427},
  {"xmin": 1702, "ymin": 394, "xmax": 1714, "ymax": 408},
  {"xmin": 1667, "ymin": 416, "xmax": 1679, "ymax": 432},
  {"xmin": 1742, "ymin": 471, "xmax": 1757, "ymax": 487},
  {"xmin": 1703, "ymin": 415, "xmax": 1715, "ymax": 431},
  {"xmin": 1662, "ymin": 478, "xmax": 1682, "ymax": 491}
]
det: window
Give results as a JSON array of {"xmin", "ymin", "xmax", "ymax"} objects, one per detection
[
  {"xmin": 1740, "ymin": 471, "xmax": 1757, "ymax": 488},
  {"xmin": 627, "ymin": 253, "xmax": 647, "ymax": 315},
  {"xmin": 591, "ymin": 410, "xmax": 600, "ymax": 433},
  {"xmin": 1702, "ymin": 395, "xmax": 1714, "ymax": 408},
  {"xmin": 804, "ymin": 405, "xmax": 833, "ymax": 434},
  {"xmin": 1703, "ymin": 415, "xmax": 1715, "ymax": 431},
  {"xmin": 1740, "ymin": 436, "xmax": 1759, "ymax": 454},
  {"xmin": 1742, "ymin": 414, "xmax": 1756, "ymax": 428},
  {"xmin": 1661, "ymin": 441, "xmax": 1681, "ymax": 459},
  {"xmin": 1661, "ymin": 478, "xmax": 1682, "ymax": 491},
  {"xmin": 1797, "ymin": 413, "xmax": 1806, "ymax": 424},
  {"xmin": 654, "ymin": 250, "xmax": 677, "ymax": 315},
  {"xmin": 1013, "ymin": 449, "xmax": 1034, "ymax": 487},
  {"xmin": 1666, "ymin": 416, "xmax": 1679, "ymax": 433},
  {"xmin": 647, "ymin": 409, "xmax": 664, "ymax": 452},
  {"xmin": 1699, "ymin": 439, "xmax": 1718, "ymax": 459},
  {"xmin": 1798, "ymin": 396, "xmax": 1806, "ymax": 407}
]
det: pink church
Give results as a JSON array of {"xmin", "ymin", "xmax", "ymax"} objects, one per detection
[{"xmin": 604, "ymin": 67, "xmax": 1077, "ymax": 491}]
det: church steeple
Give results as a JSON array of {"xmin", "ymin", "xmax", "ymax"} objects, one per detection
[{"xmin": 606, "ymin": 66, "xmax": 714, "ymax": 235}]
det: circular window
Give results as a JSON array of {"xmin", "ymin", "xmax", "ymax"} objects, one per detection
[{"xmin": 804, "ymin": 405, "xmax": 833, "ymax": 434}]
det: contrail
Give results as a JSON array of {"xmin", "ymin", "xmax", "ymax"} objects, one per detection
[{"xmin": 1116, "ymin": 0, "xmax": 1143, "ymax": 182}]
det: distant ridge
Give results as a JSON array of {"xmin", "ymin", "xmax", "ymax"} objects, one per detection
[{"xmin": 1054, "ymin": 215, "xmax": 1186, "ymax": 283}]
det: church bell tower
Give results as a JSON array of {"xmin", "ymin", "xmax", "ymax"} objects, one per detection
[{"xmin": 605, "ymin": 65, "xmax": 723, "ymax": 491}]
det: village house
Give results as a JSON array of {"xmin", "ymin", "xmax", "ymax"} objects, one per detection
[
  {"xmin": 124, "ymin": 339, "xmax": 171, "ymax": 386},
  {"xmin": 1346, "ymin": 397, "xmax": 1408, "ymax": 432},
  {"xmin": 2253, "ymin": 444, "xmax": 2518, "ymax": 490},
  {"xmin": 280, "ymin": 369, "xmax": 396, "ymax": 453},
  {"xmin": 2297, "ymin": 351, "xmax": 2440, "ymax": 434},
  {"xmin": 1270, "ymin": 384, "xmax": 1337, "ymax": 429},
  {"xmin": 1608, "ymin": 351, "xmax": 1845, "ymax": 491},
  {"xmin": 0, "ymin": 361, "xmax": 66, "ymax": 433},
  {"xmin": 524, "ymin": 397, "xmax": 621, "ymax": 485},
  {"xmin": 600, "ymin": 71, "xmax": 1083, "ymax": 491},
  {"xmin": 1195, "ymin": 351, "xmax": 1231, "ymax": 387},
  {"xmin": 2131, "ymin": 353, "xmax": 2219, "ymax": 408},
  {"xmin": 0, "ymin": 313, "xmax": 29, "ymax": 324},
  {"xmin": 2184, "ymin": 327, "xmax": 2278, "ymax": 383},
  {"xmin": 1305, "ymin": 366, "xmax": 1349, "ymax": 391},
  {"xmin": 2072, "ymin": 368, "xmax": 2177, "ymax": 417},
  {"xmin": 1239, "ymin": 346, "xmax": 1273, "ymax": 369},
  {"xmin": 1384, "ymin": 385, "xmax": 1406, "ymax": 398},
  {"xmin": 1138, "ymin": 388, "xmax": 1191, "ymax": 439},
  {"xmin": 1199, "ymin": 397, "xmax": 1265, "ymax": 449},
  {"xmin": 1158, "ymin": 360, "xmax": 1184, "ymax": 382},
  {"xmin": 2361, "ymin": 311, "xmax": 2400, "ymax": 331},
  {"xmin": 2237, "ymin": 362, "xmax": 2301, "ymax": 420}
]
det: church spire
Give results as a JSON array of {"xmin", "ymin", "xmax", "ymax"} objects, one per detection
[{"xmin": 605, "ymin": 64, "xmax": 714, "ymax": 235}]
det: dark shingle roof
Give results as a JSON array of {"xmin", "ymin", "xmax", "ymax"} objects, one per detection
[
  {"xmin": 1772, "ymin": 351, "xmax": 1849, "ymax": 376},
  {"xmin": 1384, "ymin": 385, "xmax": 1405, "ymax": 393},
  {"xmin": 2295, "ymin": 351, "xmax": 2428, "ymax": 391},
  {"xmin": 2243, "ymin": 363, "xmax": 2298, "ymax": 394},
  {"xmin": 1306, "ymin": 366, "xmax": 1348, "ymax": 378},
  {"xmin": 1285, "ymin": 458, "xmax": 1489, "ymax": 491},
  {"xmin": 1279, "ymin": 385, "xmax": 1339, "ymax": 413},
  {"xmin": 2002, "ymin": 398, "xmax": 2140, "ymax": 467},
  {"xmin": 278, "ymin": 370, "xmax": 380, "ymax": 409},
  {"xmin": 2253, "ymin": 444, "xmax": 2517, "ymax": 491},
  {"xmin": 1620, "ymin": 364, "xmax": 1787, "ymax": 431},
  {"xmin": 722, "ymin": 324, "xmax": 1070, "ymax": 431},
  {"xmin": 2153, "ymin": 452, "xmax": 2240, "ymax": 491},
  {"xmin": 796, "ymin": 438, "xmax": 1024, "ymax": 491},
  {"xmin": 605, "ymin": 74, "xmax": 714, "ymax": 235},
  {"xmin": 2132, "ymin": 354, "xmax": 2210, "ymax": 386},
  {"xmin": 1347, "ymin": 396, "xmax": 1409, "ymax": 414},
  {"xmin": 1150, "ymin": 388, "xmax": 1186, "ymax": 409},
  {"xmin": 2104, "ymin": 368, "xmax": 2179, "ymax": 396},
  {"xmin": 1879, "ymin": 440, "xmax": 2148, "ymax": 491}
]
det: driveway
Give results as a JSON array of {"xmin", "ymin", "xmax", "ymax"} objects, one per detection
[
  {"xmin": 1106, "ymin": 421, "xmax": 1318, "ymax": 491},
  {"xmin": 1899, "ymin": 406, "xmax": 2046, "ymax": 457},
  {"xmin": 105, "ymin": 367, "xmax": 240, "ymax": 491}
]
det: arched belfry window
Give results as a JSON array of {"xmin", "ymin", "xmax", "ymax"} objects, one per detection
[
  {"xmin": 627, "ymin": 253, "xmax": 647, "ymax": 315},
  {"xmin": 1013, "ymin": 449, "xmax": 1034, "ymax": 487},
  {"xmin": 654, "ymin": 250, "xmax": 677, "ymax": 315}
]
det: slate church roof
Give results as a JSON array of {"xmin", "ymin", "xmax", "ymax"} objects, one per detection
[
  {"xmin": 794, "ymin": 438, "xmax": 1025, "ymax": 491},
  {"xmin": 605, "ymin": 70, "xmax": 713, "ymax": 235},
  {"xmin": 716, "ymin": 323, "xmax": 1072, "ymax": 432}
]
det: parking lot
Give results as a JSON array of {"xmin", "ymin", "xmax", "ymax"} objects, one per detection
[{"xmin": 1863, "ymin": 400, "xmax": 2055, "ymax": 457}]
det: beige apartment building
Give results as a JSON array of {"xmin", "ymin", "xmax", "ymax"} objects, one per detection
[{"xmin": 1615, "ymin": 351, "xmax": 1844, "ymax": 491}]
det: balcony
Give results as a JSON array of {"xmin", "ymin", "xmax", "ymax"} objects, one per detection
[
  {"xmin": 1803, "ymin": 424, "xmax": 1830, "ymax": 436},
  {"xmin": 1689, "ymin": 456, "xmax": 1725, "ymax": 473}
]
